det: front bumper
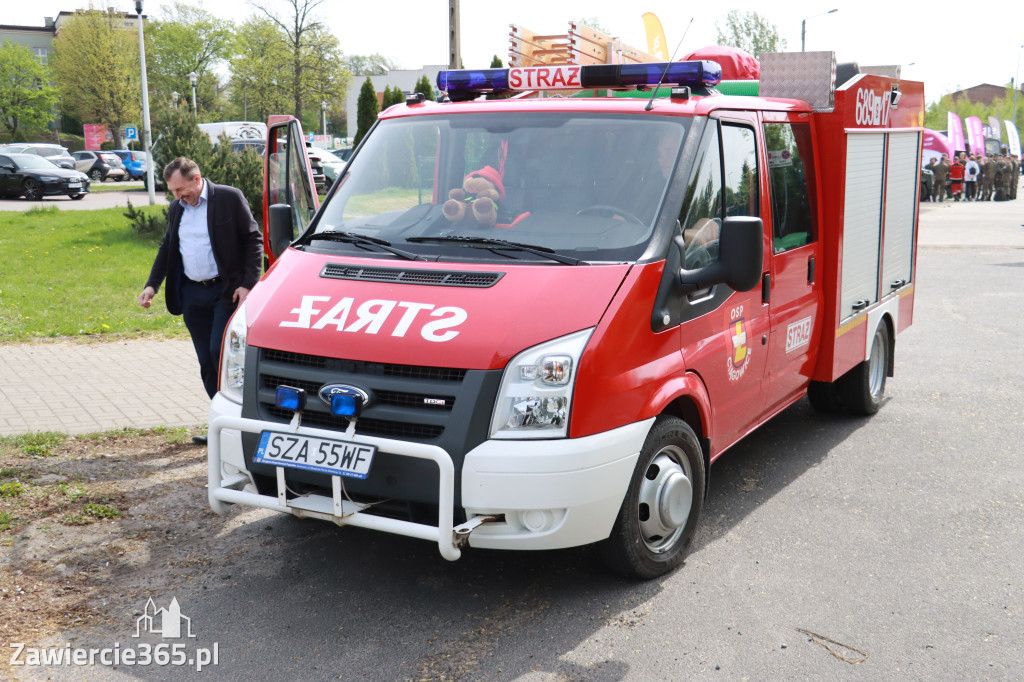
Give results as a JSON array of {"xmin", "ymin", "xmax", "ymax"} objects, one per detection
[{"xmin": 208, "ymin": 393, "xmax": 651, "ymax": 559}]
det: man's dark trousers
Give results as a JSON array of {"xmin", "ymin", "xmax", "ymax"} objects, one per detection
[{"xmin": 180, "ymin": 278, "xmax": 235, "ymax": 399}]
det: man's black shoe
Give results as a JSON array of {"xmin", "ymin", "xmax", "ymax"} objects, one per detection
[{"xmin": 192, "ymin": 435, "xmax": 208, "ymax": 445}]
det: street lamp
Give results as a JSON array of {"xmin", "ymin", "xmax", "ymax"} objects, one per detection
[
  {"xmin": 801, "ymin": 9, "xmax": 838, "ymax": 52},
  {"xmin": 135, "ymin": 0, "xmax": 155, "ymax": 205},
  {"xmin": 188, "ymin": 71, "xmax": 198, "ymax": 112},
  {"xmin": 171, "ymin": 91, "xmax": 179, "ymax": 109},
  {"xmin": 321, "ymin": 101, "xmax": 327, "ymax": 139}
]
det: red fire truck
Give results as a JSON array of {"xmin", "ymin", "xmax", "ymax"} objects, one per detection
[{"xmin": 208, "ymin": 51, "xmax": 925, "ymax": 579}]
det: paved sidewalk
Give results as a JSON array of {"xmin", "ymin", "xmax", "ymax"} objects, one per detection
[{"xmin": 0, "ymin": 339, "xmax": 208, "ymax": 436}]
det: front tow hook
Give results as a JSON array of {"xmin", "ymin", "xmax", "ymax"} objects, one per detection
[{"xmin": 453, "ymin": 515, "xmax": 501, "ymax": 548}]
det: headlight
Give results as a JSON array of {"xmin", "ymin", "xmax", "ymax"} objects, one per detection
[
  {"xmin": 219, "ymin": 301, "xmax": 248, "ymax": 404},
  {"xmin": 489, "ymin": 328, "xmax": 592, "ymax": 439},
  {"xmin": 40, "ymin": 176, "xmax": 59, "ymax": 181}
]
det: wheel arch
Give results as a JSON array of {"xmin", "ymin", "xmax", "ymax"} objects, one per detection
[{"xmin": 650, "ymin": 375, "xmax": 712, "ymax": 496}]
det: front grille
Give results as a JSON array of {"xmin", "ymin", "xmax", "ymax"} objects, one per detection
[
  {"xmin": 320, "ymin": 263, "xmax": 504, "ymax": 288},
  {"xmin": 255, "ymin": 349, "xmax": 467, "ymax": 443}
]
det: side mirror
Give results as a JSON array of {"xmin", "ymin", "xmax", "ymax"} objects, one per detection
[
  {"xmin": 678, "ymin": 216, "xmax": 764, "ymax": 293},
  {"xmin": 268, "ymin": 203, "xmax": 294, "ymax": 258},
  {"xmin": 1, "ymin": 164, "xmax": 14, "ymax": 172}
]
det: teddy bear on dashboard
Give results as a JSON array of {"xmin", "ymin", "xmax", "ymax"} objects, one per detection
[{"xmin": 442, "ymin": 165, "xmax": 505, "ymax": 228}]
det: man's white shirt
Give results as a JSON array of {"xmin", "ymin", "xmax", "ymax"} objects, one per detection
[{"xmin": 178, "ymin": 179, "xmax": 219, "ymax": 281}]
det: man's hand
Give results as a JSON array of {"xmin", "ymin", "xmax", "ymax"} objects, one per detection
[
  {"xmin": 138, "ymin": 286, "xmax": 156, "ymax": 308},
  {"xmin": 233, "ymin": 286, "xmax": 251, "ymax": 304}
]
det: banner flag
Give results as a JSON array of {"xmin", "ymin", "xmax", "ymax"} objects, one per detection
[
  {"xmin": 988, "ymin": 116, "xmax": 1002, "ymax": 142},
  {"xmin": 946, "ymin": 112, "xmax": 965, "ymax": 153},
  {"xmin": 641, "ymin": 13, "xmax": 668, "ymax": 61},
  {"xmin": 1005, "ymin": 120, "xmax": 1021, "ymax": 158},
  {"xmin": 83, "ymin": 124, "xmax": 108, "ymax": 149},
  {"xmin": 966, "ymin": 116, "xmax": 985, "ymax": 154}
]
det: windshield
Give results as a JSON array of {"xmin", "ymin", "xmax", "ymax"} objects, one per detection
[
  {"xmin": 312, "ymin": 112, "xmax": 689, "ymax": 262},
  {"xmin": 11, "ymin": 155, "xmax": 58, "ymax": 170}
]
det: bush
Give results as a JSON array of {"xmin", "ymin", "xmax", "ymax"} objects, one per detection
[
  {"xmin": 152, "ymin": 104, "xmax": 263, "ymax": 224},
  {"xmin": 124, "ymin": 200, "xmax": 169, "ymax": 240}
]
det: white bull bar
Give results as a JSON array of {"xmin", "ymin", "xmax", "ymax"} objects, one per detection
[{"xmin": 208, "ymin": 415, "xmax": 461, "ymax": 560}]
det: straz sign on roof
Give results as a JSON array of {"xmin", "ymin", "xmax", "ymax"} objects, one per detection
[{"xmin": 508, "ymin": 66, "xmax": 582, "ymax": 90}]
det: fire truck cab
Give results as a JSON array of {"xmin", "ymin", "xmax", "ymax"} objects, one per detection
[{"xmin": 208, "ymin": 52, "xmax": 924, "ymax": 579}]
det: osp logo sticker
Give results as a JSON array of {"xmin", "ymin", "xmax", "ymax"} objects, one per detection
[
  {"xmin": 727, "ymin": 305, "xmax": 751, "ymax": 382},
  {"xmin": 279, "ymin": 295, "xmax": 468, "ymax": 342}
]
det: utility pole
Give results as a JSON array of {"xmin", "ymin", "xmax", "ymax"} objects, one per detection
[
  {"xmin": 135, "ymin": 1, "xmax": 155, "ymax": 205},
  {"xmin": 448, "ymin": 0, "xmax": 461, "ymax": 69}
]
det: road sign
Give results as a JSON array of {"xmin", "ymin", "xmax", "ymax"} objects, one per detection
[{"xmin": 126, "ymin": 126, "xmax": 139, "ymax": 141}]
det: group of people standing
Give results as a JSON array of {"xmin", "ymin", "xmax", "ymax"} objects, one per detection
[{"xmin": 924, "ymin": 151, "xmax": 1020, "ymax": 202}]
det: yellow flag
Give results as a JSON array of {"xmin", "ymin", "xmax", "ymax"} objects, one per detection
[{"xmin": 642, "ymin": 12, "xmax": 668, "ymax": 60}]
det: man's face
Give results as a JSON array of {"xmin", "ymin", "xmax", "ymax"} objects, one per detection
[{"xmin": 167, "ymin": 170, "xmax": 203, "ymax": 206}]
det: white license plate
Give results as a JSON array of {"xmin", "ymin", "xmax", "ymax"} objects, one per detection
[
  {"xmin": 67, "ymin": 182, "xmax": 81, "ymax": 188},
  {"xmin": 254, "ymin": 431, "xmax": 375, "ymax": 479}
]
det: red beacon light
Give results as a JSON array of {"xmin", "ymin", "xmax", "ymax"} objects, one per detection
[{"xmin": 436, "ymin": 61, "xmax": 723, "ymax": 100}]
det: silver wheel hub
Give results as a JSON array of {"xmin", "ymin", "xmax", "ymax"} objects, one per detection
[
  {"xmin": 868, "ymin": 330, "xmax": 886, "ymax": 398},
  {"xmin": 637, "ymin": 448, "xmax": 693, "ymax": 553}
]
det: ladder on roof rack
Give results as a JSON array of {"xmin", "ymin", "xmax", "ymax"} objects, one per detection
[{"xmin": 509, "ymin": 21, "xmax": 661, "ymax": 67}]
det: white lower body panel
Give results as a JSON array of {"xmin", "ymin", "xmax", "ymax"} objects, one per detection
[{"xmin": 207, "ymin": 393, "xmax": 652, "ymax": 559}]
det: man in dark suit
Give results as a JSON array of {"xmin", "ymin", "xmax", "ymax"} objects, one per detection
[{"xmin": 138, "ymin": 157, "xmax": 262, "ymax": 441}]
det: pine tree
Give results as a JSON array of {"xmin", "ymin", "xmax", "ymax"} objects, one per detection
[{"xmin": 354, "ymin": 77, "xmax": 378, "ymax": 146}]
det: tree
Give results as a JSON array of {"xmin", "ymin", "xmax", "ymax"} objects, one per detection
[
  {"xmin": 228, "ymin": 17, "xmax": 292, "ymax": 121},
  {"xmin": 152, "ymin": 104, "xmax": 263, "ymax": 224},
  {"xmin": 714, "ymin": 10, "xmax": 786, "ymax": 57},
  {"xmin": 346, "ymin": 53, "xmax": 398, "ymax": 76},
  {"xmin": 0, "ymin": 41, "xmax": 59, "ymax": 141},
  {"xmin": 415, "ymin": 75, "xmax": 433, "ymax": 101},
  {"xmin": 354, "ymin": 77, "xmax": 378, "ymax": 146},
  {"xmin": 51, "ymin": 9, "xmax": 141, "ymax": 149},
  {"xmin": 148, "ymin": 2, "xmax": 234, "ymax": 117}
]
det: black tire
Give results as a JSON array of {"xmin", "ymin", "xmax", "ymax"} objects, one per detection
[
  {"xmin": 70, "ymin": 194, "xmax": 85, "ymax": 200},
  {"xmin": 600, "ymin": 416, "xmax": 705, "ymax": 579},
  {"xmin": 839, "ymin": 322, "xmax": 890, "ymax": 415},
  {"xmin": 90, "ymin": 169, "xmax": 103, "ymax": 181},
  {"xmin": 22, "ymin": 179, "xmax": 42, "ymax": 201},
  {"xmin": 807, "ymin": 380, "xmax": 842, "ymax": 413}
]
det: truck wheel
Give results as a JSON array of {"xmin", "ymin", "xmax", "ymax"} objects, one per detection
[
  {"xmin": 839, "ymin": 322, "xmax": 890, "ymax": 415},
  {"xmin": 807, "ymin": 380, "xmax": 842, "ymax": 412},
  {"xmin": 600, "ymin": 416, "xmax": 705, "ymax": 579}
]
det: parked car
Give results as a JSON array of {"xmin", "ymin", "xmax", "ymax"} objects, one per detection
[
  {"xmin": 72, "ymin": 150, "xmax": 127, "ymax": 182},
  {"xmin": 0, "ymin": 153, "xmax": 90, "ymax": 200},
  {"xmin": 0, "ymin": 143, "xmax": 76, "ymax": 170},
  {"xmin": 109, "ymin": 149, "xmax": 149, "ymax": 180},
  {"xmin": 331, "ymin": 145, "xmax": 353, "ymax": 161},
  {"xmin": 308, "ymin": 146, "xmax": 346, "ymax": 189},
  {"xmin": 303, "ymin": 142, "xmax": 327, "ymax": 191}
]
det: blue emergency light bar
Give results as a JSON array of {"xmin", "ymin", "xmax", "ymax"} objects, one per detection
[{"xmin": 436, "ymin": 61, "xmax": 722, "ymax": 97}]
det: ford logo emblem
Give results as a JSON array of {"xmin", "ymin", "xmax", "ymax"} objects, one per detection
[{"xmin": 318, "ymin": 384, "xmax": 370, "ymax": 407}]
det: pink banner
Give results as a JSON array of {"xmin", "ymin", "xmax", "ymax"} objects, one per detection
[
  {"xmin": 83, "ymin": 124, "xmax": 108, "ymax": 150},
  {"xmin": 947, "ymin": 113, "xmax": 965, "ymax": 153},
  {"xmin": 923, "ymin": 129, "xmax": 954, "ymax": 163},
  {"xmin": 966, "ymin": 116, "xmax": 985, "ymax": 155}
]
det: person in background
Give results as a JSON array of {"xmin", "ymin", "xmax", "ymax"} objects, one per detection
[
  {"xmin": 949, "ymin": 154, "xmax": 964, "ymax": 201},
  {"xmin": 931, "ymin": 154, "xmax": 948, "ymax": 202},
  {"xmin": 964, "ymin": 154, "xmax": 980, "ymax": 201},
  {"xmin": 138, "ymin": 157, "xmax": 263, "ymax": 444}
]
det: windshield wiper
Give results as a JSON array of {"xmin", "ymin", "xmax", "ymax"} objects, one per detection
[
  {"xmin": 406, "ymin": 236, "xmax": 583, "ymax": 265},
  {"xmin": 302, "ymin": 230, "xmax": 427, "ymax": 261}
]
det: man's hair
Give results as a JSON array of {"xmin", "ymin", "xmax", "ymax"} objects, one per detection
[{"xmin": 163, "ymin": 157, "xmax": 200, "ymax": 181}]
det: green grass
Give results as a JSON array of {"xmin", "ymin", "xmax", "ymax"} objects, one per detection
[
  {"xmin": 0, "ymin": 432, "xmax": 67, "ymax": 457},
  {"xmin": 0, "ymin": 206, "xmax": 188, "ymax": 342}
]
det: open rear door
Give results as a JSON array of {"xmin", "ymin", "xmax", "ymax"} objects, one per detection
[{"xmin": 263, "ymin": 115, "xmax": 319, "ymax": 265}]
